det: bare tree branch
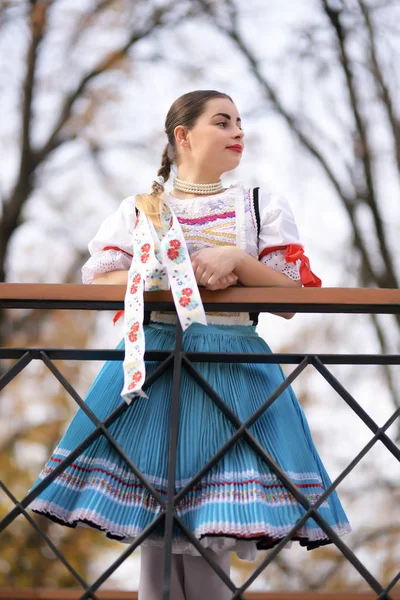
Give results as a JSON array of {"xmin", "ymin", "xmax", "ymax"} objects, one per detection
[
  {"xmin": 358, "ymin": 0, "xmax": 400, "ymax": 176},
  {"xmin": 0, "ymin": 0, "xmax": 187, "ymax": 287},
  {"xmin": 273, "ymin": 554, "xmax": 313, "ymax": 589},
  {"xmin": 370, "ymin": 312, "xmax": 400, "ymax": 421},
  {"xmin": 68, "ymin": 0, "xmax": 121, "ymax": 49},
  {"xmin": 321, "ymin": 0, "xmax": 398, "ymax": 290},
  {"xmin": 204, "ymin": 0, "xmax": 399, "ymax": 305},
  {"xmin": 206, "ymin": 1, "xmax": 351, "ymax": 199},
  {"xmin": 309, "ymin": 524, "xmax": 400, "ymax": 589},
  {"xmin": 0, "ymin": 0, "xmax": 52, "ymax": 282},
  {"xmin": 196, "ymin": 0, "xmax": 382, "ymax": 290},
  {"xmin": 34, "ymin": 4, "xmax": 175, "ymax": 165}
]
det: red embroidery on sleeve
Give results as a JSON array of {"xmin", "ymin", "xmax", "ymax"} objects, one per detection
[
  {"xmin": 103, "ymin": 246, "xmax": 133, "ymax": 258},
  {"xmin": 259, "ymin": 244, "xmax": 322, "ymax": 287}
]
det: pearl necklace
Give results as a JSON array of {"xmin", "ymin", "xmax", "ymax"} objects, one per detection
[{"xmin": 173, "ymin": 177, "xmax": 224, "ymax": 195}]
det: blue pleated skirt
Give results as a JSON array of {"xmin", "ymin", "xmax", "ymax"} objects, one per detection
[{"xmin": 30, "ymin": 323, "xmax": 351, "ymax": 558}]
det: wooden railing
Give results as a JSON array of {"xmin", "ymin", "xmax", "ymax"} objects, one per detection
[
  {"xmin": 1, "ymin": 591, "xmax": 400, "ymax": 599},
  {"xmin": 1, "ymin": 283, "xmax": 400, "ymax": 313}
]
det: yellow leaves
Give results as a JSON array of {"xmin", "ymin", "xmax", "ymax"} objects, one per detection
[{"xmin": 0, "ymin": 307, "xmax": 115, "ymax": 586}]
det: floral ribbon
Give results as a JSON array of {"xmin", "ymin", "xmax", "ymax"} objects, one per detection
[{"xmin": 121, "ymin": 203, "xmax": 207, "ymax": 404}]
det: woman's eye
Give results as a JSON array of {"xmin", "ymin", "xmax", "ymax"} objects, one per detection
[{"xmin": 217, "ymin": 121, "xmax": 243, "ymax": 131}]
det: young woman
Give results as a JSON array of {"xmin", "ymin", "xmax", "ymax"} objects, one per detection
[{"xmin": 30, "ymin": 90, "xmax": 350, "ymax": 599}]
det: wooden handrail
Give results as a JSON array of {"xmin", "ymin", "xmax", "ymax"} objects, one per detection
[
  {"xmin": 0, "ymin": 283, "xmax": 399, "ymax": 313},
  {"xmin": 1, "ymin": 590, "xmax": 399, "ymax": 599}
]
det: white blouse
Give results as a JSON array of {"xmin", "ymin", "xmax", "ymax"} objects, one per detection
[
  {"xmin": 82, "ymin": 197, "xmax": 136, "ymax": 285},
  {"xmin": 81, "ymin": 182, "xmax": 314, "ymax": 325}
]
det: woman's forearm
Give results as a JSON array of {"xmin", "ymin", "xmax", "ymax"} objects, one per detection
[
  {"xmin": 90, "ymin": 256, "xmax": 299, "ymax": 318},
  {"xmin": 233, "ymin": 248, "xmax": 301, "ymax": 320},
  {"xmin": 92, "ymin": 270, "xmax": 129, "ymax": 285},
  {"xmin": 233, "ymin": 248, "xmax": 302, "ymax": 289}
]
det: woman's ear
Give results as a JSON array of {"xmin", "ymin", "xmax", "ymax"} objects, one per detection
[{"xmin": 174, "ymin": 125, "xmax": 189, "ymax": 148}]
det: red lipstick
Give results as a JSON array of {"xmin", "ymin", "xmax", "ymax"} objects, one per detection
[{"xmin": 226, "ymin": 145, "xmax": 243, "ymax": 153}]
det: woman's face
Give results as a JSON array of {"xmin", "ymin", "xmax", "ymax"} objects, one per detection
[{"xmin": 174, "ymin": 98, "xmax": 244, "ymax": 176}]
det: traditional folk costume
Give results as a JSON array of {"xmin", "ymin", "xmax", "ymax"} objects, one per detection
[{"xmin": 30, "ymin": 182, "xmax": 350, "ymax": 577}]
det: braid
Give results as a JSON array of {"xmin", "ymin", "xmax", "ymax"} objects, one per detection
[
  {"xmin": 136, "ymin": 143, "xmax": 173, "ymax": 229},
  {"xmin": 160, "ymin": 143, "xmax": 172, "ymax": 178},
  {"xmin": 150, "ymin": 144, "xmax": 172, "ymax": 196}
]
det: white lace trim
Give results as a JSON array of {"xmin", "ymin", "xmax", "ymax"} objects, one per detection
[
  {"xmin": 29, "ymin": 500, "xmax": 351, "ymax": 560},
  {"xmin": 260, "ymin": 249, "xmax": 301, "ymax": 280},
  {"xmin": 81, "ymin": 249, "xmax": 132, "ymax": 284},
  {"xmin": 141, "ymin": 520, "xmax": 352, "ymax": 558}
]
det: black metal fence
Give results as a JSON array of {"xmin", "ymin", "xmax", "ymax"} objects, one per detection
[{"xmin": 0, "ymin": 284, "xmax": 399, "ymax": 600}]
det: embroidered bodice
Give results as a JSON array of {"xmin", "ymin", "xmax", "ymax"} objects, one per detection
[
  {"xmin": 150, "ymin": 184, "xmax": 257, "ymax": 325},
  {"xmin": 163, "ymin": 184, "xmax": 256, "ymax": 257}
]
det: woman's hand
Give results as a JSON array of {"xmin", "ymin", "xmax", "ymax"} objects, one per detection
[
  {"xmin": 190, "ymin": 246, "xmax": 241, "ymax": 289},
  {"xmin": 207, "ymin": 272, "xmax": 239, "ymax": 291}
]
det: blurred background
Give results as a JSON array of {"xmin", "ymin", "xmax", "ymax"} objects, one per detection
[{"xmin": 0, "ymin": 0, "xmax": 399, "ymax": 594}]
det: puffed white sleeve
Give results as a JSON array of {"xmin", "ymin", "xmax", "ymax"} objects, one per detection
[
  {"xmin": 258, "ymin": 191, "xmax": 321, "ymax": 287},
  {"xmin": 81, "ymin": 196, "xmax": 136, "ymax": 284}
]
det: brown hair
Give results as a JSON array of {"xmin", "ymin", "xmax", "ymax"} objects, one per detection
[{"xmin": 135, "ymin": 90, "xmax": 233, "ymax": 228}]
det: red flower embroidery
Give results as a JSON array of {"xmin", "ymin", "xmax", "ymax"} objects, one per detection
[
  {"xmin": 129, "ymin": 331, "xmax": 138, "ymax": 342},
  {"xmin": 141, "ymin": 243, "xmax": 150, "ymax": 252},
  {"xmin": 181, "ymin": 287, "xmax": 193, "ymax": 296},
  {"xmin": 131, "ymin": 322, "xmax": 140, "ymax": 332},
  {"xmin": 179, "ymin": 296, "xmax": 190, "ymax": 307},
  {"xmin": 133, "ymin": 273, "xmax": 141, "ymax": 284},
  {"xmin": 130, "ymin": 284, "xmax": 138, "ymax": 294},
  {"xmin": 170, "ymin": 239, "xmax": 181, "ymax": 249},
  {"xmin": 141, "ymin": 252, "xmax": 149, "ymax": 263},
  {"xmin": 128, "ymin": 372, "xmax": 142, "ymax": 389},
  {"xmin": 167, "ymin": 248, "xmax": 179, "ymax": 260}
]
